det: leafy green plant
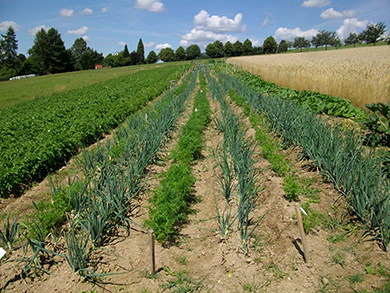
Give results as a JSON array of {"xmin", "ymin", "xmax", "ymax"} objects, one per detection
[
  {"xmin": 362, "ymin": 102, "xmax": 390, "ymax": 147},
  {"xmin": 283, "ymin": 174, "xmax": 300, "ymax": 201},
  {"xmin": 0, "ymin": 213, "xmax": 19, "ymax": 251}
]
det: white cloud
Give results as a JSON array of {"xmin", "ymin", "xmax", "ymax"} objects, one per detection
[
  {"xmin": 336, "ymin": 18, "xmax": 368, "ymax": 40},
  {"xmin": 179, "ymin": 28, "xmax": 238, "ymax": 49},
  {"xmin": 67, "ymin": 26, "xmax": 89, "ymax": 35},
  {"xmin": 262, "ymin": 17, "xmax": 269, "ymax": 28},
  {"xmin": 144, "ymin": 41, "xmax": 156, "ymax": 48},
  {"xmin": 80, "ymin": 8, "xmax": 93, "ymax": 15},
  {"xmin": 135, "ymin": 0, "xmax": 165, "ymax": 13},
  {"xmin": 28, "ymin": 25, "xmax": 50, "ymax": 35},
  {"xmin": 274, "ymin": 27, "xmax": 319, "ymax": 42},
  {"xmin": 250, "ymin": 39, "xmax": 262, "ymax": 47},
  {"xmin": 194, "ymin": 10, "xmax": 246, "ymax": 33},
  {"xmin": 101, "ymin": 7, "xmax": 110, "ymax": 13},
  {"xmin": 83, "ymin": 36, "xmax": 91, "ymax": 42},
  {"xmin": 320, "ymin": 8, "xmax": 357, "ymax": 19},
  {"xmin": 0, "ymin": 21, "xmax": 22, "ymax": 32},
  {"xmin": 60, "ymin": 8, "xmax": 74, "ymax": 17},
  {"xmin": 301, "ymin": 0, "xmax": 331, "ymax": 8},
  {"xmin": 155, "ymin": 43, "xmax": 172, "ymax": 51},
  {"xmin": 119, "ymin": 41, "xmax": 127, "ymax": 46}
]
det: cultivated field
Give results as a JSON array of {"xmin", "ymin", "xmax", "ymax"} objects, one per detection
[
  {"xmin": 228, "ymin": 46, "xmax": 390, "ymax": 108},
  {"xmin": 1, "ymin": 64, "xmax": 390, "ymax": 292}
]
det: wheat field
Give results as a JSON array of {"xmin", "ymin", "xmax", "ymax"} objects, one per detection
[{"xmin": 227, "ymin": 46, "xmax": 390, "ymax": 108}]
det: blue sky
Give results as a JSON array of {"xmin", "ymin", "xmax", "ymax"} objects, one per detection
[{"xmin": 1, "ymin": 0, "xmax": 389, "ymax": 57}]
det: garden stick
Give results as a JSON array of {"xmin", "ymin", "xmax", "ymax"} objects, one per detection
[
  {"xmin": 295, "ymin": 203, "xmax": 310, "ymax": 263},
  {"xmin": 149, "ymin": 230, "xmax": 155, "ymax": 275}
]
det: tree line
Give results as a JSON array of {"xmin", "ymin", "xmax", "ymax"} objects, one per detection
[{"xmin": 0, "ymin": 21, "xmax": 388, "ymax": 81}]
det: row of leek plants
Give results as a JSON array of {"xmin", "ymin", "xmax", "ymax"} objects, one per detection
[
  {"xmin": 1, "ymin": 73, "xmax": 197, "ymax": 278},
  {"xmin": 146, "ymin": 73, "xmax": 211, "ymax": 244},
  {"xmin": 206, "ymin": 72, "xmax": 266, "ymax": 255},
  {"xmin": 219, "ymin": 71, "xmax": 390, "ymax": 251}
]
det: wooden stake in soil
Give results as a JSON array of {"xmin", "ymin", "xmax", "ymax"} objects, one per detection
[
  {"xmin": 295, "ymin": 203, "xmax": 310, "ymax": 263},
  {"xmin": 149, "ymin": 230, "xmax": 156, "ymax": 274}
]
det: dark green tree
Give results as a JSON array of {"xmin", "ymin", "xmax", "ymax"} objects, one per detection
[
  {"xmin": 0, "ymin": 26, "xmax": 18, "ymax": 68},
  {"xmin": 317, "ymin": 30, "xmax": 336, "ymax": 50},
  {"xmin": 359, "ymin": 21, "xmax": 387, "ymax": 46},
  {"xmin": 223, "ymin": 41, "xmax": 234, "ymax": 57},
  {"xmin": 206, "ymin": 43, "xmax": 216, "ymax": 58},
  {"xmin": 146, "ymin": 50, "xmax": 158, "ymax": 63},
  {"xmin": 185, "ymin": 44, "xmax": 201, "ymax": 60},
  {"xmin": 29, "ymin": 27, "xmax": 72, "ymax": 74},
  {"xmin": 242, "ymin": 39, "xmax": 253, "ymax": 55},
  {"xmin": 263, "ymin": 36, "xmax": 277, "ymax": 54},
  {"xmin": 70, "ymin": 38, "xmax": 87, "ymax": 70},
  {"xmin": 344, "ymin": 32, "xmax": 360, "ymax": 47},
  {"xmin": 214, "ymin": 40, "xmax": 224, "ymax": 57},
  {"xmin": 158, "ymin": 47, "xmax": 174, "ymax": 62},
  {"xmin": 253, "ymin": 46, "xmax": 263, "ymax": 55},
  {"xmin": 293, "ymin": 37, "xmax": 310, "ymax": 52},
  {"xmin": 137, "ymin": 38, "xmax": 145, "ymax": 64},
  {"xmin": 123, "ymin": 44, "xmax": 130, "ymax": 58},
  {"xmin": 130, "ymin": 51, "xmax": 140, "ymax": 65},
  {"xmin": 175, "ymin": 46, "xmax": 186, "ymax": 61},
  {"xmin": 311, "ymin": 36, "xmax": 321, "ymax": 50},
  {"xmin": 277, "ymin": 39, "xmax": 288, "ymax": 53},
  {"xmin": 233, "ymin": 40, "xmax": 243, "ymax": 56},
  {"xmin": 330, "ymin": 36, "xmax": 342, "ymax": 49}
]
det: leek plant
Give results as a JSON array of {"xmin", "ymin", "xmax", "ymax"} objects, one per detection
[
  {"xmin": 207, "ymin": 72, "xmax": 265, "ymax": 254},
  {"xmin": 0, "ymin": 214, "xmax": 19, "ymax": 251},
  {"xmin": 220, "ymin": 71, "xmax": 390, "ymax": 251}
]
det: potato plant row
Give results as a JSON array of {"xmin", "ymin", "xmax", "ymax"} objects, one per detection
[
  {"xmin": 220, "ymin": 71, "xmax": 390, "ymax": 251},
  {"xmin": 230, "ymin": 70, "xmax": 366, "ymax": 120},
  {"xmin": 1, "ymin": 72, "xmax": 198, "ymax": 277},
  {"xmin": 0, "ymin": 64, "xmax": 191, "ymax": 197}
]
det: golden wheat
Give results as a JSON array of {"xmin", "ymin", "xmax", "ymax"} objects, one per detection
[{"xmin": 227, "ymin": 46, "xmax": 390, "ymax": 108}]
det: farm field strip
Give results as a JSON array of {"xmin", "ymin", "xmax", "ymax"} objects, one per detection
[
  {"xmin": 0, "ymin": 64, "xmax": 191, "ymax": 197},
  {"xmin": 2, "ymin": 65, "xmax": 390, "ymax": 292},
  {"xmin": 0, "ymin": 71, "xmax": 198, "ymax": 280},
  {"xmin": 146, "ymin": 72, "xmax": 211, "ymax": 243},
  {"xmin": 227, "ymin": 46, "xmax": 390, "ymax": 108},
  {"xmin": 219, "ymin": 71, "xmax": 390, "ymax": 251}
]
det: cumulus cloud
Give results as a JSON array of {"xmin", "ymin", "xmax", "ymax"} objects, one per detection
[
  {"xmin": 28, "ymin": 25, "xmax": 50, "ymax": 35},
  {"xmin": 336, "ymin": 18, "xmax": 368, "ymax": 40},
  {"xmin": 274, "ymin": 27, "xmax": 319, "ymax": 42},
  {"xmin": 194, "ymin": 10, "xmax": 246, "ymax": 33},
  {"xmin": 144, "ymin": 41, "xmax": 156, "ymax": 48},
  {"xmin": 80, "ymin": 8, "xmax": 93, "ymax": 14},
  {"xmin": 262, "ymin": 17, "xmax": 269, "ymax": 28},
  {"xmin": 155, "ymin": 43, "xmax": 172, "ymax": 51},
  {"xmin": 68, "ymin": 26, "xmax": 89, "ymax": 35},
  {"xmin": 135, "ymin": 0, "xmax": 165, "ymax": 13},
  {"xmin": 320, "ymin": 8, "xmax": 356, "ymax": 19},
  {"xmin": 119, "ymin": 41, "xmax": 127, "ymax": 46},
  {"xmin": 301, "ymin": 0, "xmax": 331, "ymax": 8},
  {"xmin": 250, "ymin": 39, "xmax": 262, "ymax": 47},
  {"xmin": 0, "ymin": 21, "xmax": 22, "ymax": 32},
  {"xmin": 102, "ymin": 7, "xmax": 110, "ymax": 13},
  {"xmin": 179, "ymin": 29, "xmax": 238, "ymax": 49},
  {"xmin": 60, "ymin": 8, "xmax": 74, "ymax": 17},
  {"xmin": 83, "ymin": 36, "xmax": 92, "ymax": 42}
]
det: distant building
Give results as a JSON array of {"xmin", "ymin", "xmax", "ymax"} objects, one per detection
[{"xmin": 95, "ymin": 64, "xmax": 103, "ymax": 69}]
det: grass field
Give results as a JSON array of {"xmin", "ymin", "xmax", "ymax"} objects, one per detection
[
  {"xmin": 0, "ymin": 61, "xmax": 192, "ymax": 109},
  {"xmin": 228, "ymin": 46, "xmax": 390, "ymax": 108}
]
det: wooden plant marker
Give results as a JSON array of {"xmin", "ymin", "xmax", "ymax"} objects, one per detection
[
  {"xmin": 295, "ymin": 203, "xmax": 310, "ymax": 263},
  {"xmin": 149, "ymin": 230, "xmax": 156, "ymax": 275}
]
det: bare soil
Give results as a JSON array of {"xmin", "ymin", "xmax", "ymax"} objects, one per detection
[{"xmin": 1, "ymin": 85, "xmax": 389, "ymax": 293}]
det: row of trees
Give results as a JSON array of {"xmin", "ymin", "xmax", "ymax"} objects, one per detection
[
  {"xmin": 0, "ymin": 26, "xmax": 104, "ymax": 81},
  {"xmin": 0, "ymin": 21, "xmax": 388, "ymax": 79}
]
